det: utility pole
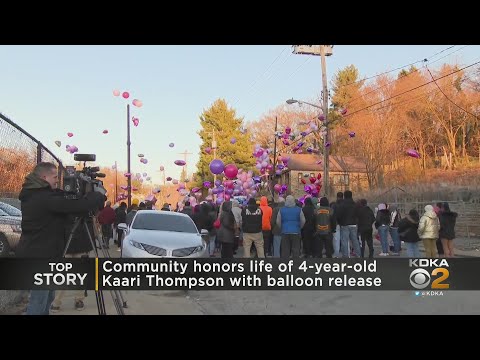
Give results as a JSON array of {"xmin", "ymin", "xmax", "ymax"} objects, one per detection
[
  {"xmin": 320, "ymin": 45, "xmax": 330, "ymax": 198},
  {"xmin": 178, "ymin": 150, "xmax": 193, "ymax": 182},
  {"xmin": 114, "ymin": 160, "xmax": 118, "ymax": 203},
  {"xmin": 271, "ymin": 116, "xmax": 278, "ymax": 199},
  {"xmin": 126, "ymin": 104, "xmax": 132, "ymax": 208},
  {"xmin": 212, "ymin": 129, "xmax": 217, "ymax": 186}
]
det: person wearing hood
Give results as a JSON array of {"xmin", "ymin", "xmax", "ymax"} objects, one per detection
[
  {"xmin": 301, "ymin": 198, "xmax": 316, "ymax": 258},
  {"xmin": 387, "ymin": 204, "xmax": 402, "ymax": 255},
  {"xmin": 398, "ymin": 209, "xmax": 421, "ymax": 257},
  {"xmin": 217, "ymin": 201, "xmax": 236, "ymax": 258},
  {"xmin": 438, "ymin": 202, "xmax": 458, "ymax": 258},
  {"xmin": 231, "ymin": 200, "xmax": 243, "ymax": 254},
  {"xmin": 16, "ymin": 162, "xmax": 104, "ymax": 315},
  {"xmin": 271, "ymin": 197, "xmax": 285, "ymax": 257},
  {"xmin": 375, "ymin": 203, "xmax": 391, "ymax": 256},
  {"xmin": 313, "ymin": 197, "xmax": 336, "ymax": 258},
  {"xmin": 241, "ymin": 198, "xmax": 264, "ymax": 258},
  {"xmin": 259, "ymin": 196, "xmax": 273, "ymax": 256},
  {"xmin": 277, "ymin": 195, "xmax": 306, "ymax": 258},
  {"xmin": 418, "ymin": 204, "xmax": 440, "ymax": 258}
]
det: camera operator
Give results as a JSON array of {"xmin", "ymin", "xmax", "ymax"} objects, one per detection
[{"xmin": 16, "ymin": 162, "xmax": 105, "ymax": 315}]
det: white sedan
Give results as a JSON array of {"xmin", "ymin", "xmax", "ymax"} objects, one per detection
[{"xmin": 118, "ymin": 210, "xmax": 208, "ymax": 258}]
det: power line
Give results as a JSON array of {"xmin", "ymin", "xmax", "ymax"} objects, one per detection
[
  {"xmin": 344, "ymin": 60, "xmax": 480, "ymax": 118},
  {"xmin": 343, "ymin": 45, "xmax": 469, "ymax": 108},
  {"xmin": 426, "ymin": 66, "xmax": 479, "ymax": 119},
  {"xmin": 231, "ymin": 46, "xmax": 290, "ymax": 107},
  {"xmin": 337, "ymin": 45, "xmax": 458, "ymax": 90}
]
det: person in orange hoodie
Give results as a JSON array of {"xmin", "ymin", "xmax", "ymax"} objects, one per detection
[{"xmin": 260, "ymin": 196, "xmax": 273, "ymax": 256}]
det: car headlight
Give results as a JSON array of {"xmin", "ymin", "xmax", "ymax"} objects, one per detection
[{"xmin": 129, "ymin": 240, "xmax": 145, "ymax": 250}]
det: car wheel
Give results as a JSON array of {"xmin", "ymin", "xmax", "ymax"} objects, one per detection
[{"xmin": 0, "ymin": 234, "xmax": 11, "ymax": 257}]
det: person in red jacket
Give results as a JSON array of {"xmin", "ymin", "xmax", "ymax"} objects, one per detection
[
  {"xmin": 260, "ymin": 196, "xmax": 273, "ymax": 256},
  {"xmin": 98, "ymin": 201, "xmax": 116, "ymax": 248}
]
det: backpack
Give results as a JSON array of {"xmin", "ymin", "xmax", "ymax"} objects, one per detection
[{"xmin": 315, "ymin": 207, "xmax": 331, "ymax": 234}]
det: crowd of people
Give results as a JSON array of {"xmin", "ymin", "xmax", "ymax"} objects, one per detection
[{"xmin": 147, "ymin": 190, "xmax": 459, "ymax": 260}]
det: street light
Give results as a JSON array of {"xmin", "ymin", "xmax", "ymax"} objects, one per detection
[{"xmin": 286, "ymin": 99, "xmax": 322, "ymax": 109}]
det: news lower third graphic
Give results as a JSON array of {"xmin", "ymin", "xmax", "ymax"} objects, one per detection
[{"xmin": 0, "ymin": 258, "xmax": 480, "ymax": 291}]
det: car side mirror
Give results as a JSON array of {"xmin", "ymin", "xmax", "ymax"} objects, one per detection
[
  {"xmin": 200, "ymin": 229, "xmax": 209, "ymax": 237},
  {"xmin": 118, "ymin": 223, "xmax": 128, "ymax": 231}
]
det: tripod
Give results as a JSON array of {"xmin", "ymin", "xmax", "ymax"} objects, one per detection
[{"xmin": 63, "ymin": 214, "xmax": 128, "ymax": 315}]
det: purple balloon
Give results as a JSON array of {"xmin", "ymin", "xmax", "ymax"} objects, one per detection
[
  {"xmin": 230, "ymin": 138, "xmax": 236, "ymax": 144},
  {"xmin": 209, "ymin": 159, "xmax": 225, "ymax": 175},
  {"xmin": 203, "ymin": 181, "xmax": 211, "ymax": 188},
  {"xmin": 226, "ymin": 188, "xmax": 234, "ymax": 195},
  {"xmin": 214, "ymin": 179, "xmax": 222, "ymax": 187},
  {"xmin": 275, "ymin": 170, "xmax": 282, "ymax": 176}
]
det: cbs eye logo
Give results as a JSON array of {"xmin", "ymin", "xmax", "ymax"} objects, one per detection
[{"xmin": 409, "ymin": 268, "xmax": 450, "ymax": 290}]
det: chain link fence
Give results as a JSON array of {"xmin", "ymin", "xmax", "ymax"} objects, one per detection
[{"xmin": 0, "ymin": 112, "xmax": 63, "ymax": 204}]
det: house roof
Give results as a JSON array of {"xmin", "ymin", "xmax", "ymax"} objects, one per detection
[{"xmin": 281, "ymin": 154, "xmax": 367, "ymax": 173}]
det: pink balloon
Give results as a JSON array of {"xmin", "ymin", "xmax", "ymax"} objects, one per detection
[
  {"xmin": 166, "ymin": 177, "xmax": 172, "ymax": 181},
  {"xmin": 132, "ymin": 99, "xmax": 143, "ymax": 107},
  {"xmin": 406, "ymin": 149, "xmax": 420, "ymax": 159},
  {"xmin": 172, "ymin": 179, "xmax": 179, "ymax": 184},
  {"xmin": 67, "ymin": 132, "xmax": 73, "ymax": 137},
  {"xmin": 174, "ymin": 160, "xmax": 186, "ymax": 166},
  {"xmin": 224, "ymin": 164, "xmax": 238, "ymax": 179},
  {"xmin": 341, "ymin": 108, "xmax": 348, "ymax": 115},
  {"xmin": 122, "ymin": 92, "xmax": 130, "ymax": 99},
  {"xmin": 204, "ymin": 147, "xmax": 212, "ymax": 154},
  {"xmin": 103, "ymin": 129, "xmax": 108, "ymax": 134},
  {"xmin": 224, "ymin": 194, "xmax": 231, "ymax": 201},
  {"xmin": 159, "ymin": 166, "xmax": 165, "ymax": 171},
  {"xmin": 113, "ymin": 89, "xmax": 120, "ymax": 97},
  {"xmin": 124, "ymin": 173, "xmax": 131, "ymax": 177}
]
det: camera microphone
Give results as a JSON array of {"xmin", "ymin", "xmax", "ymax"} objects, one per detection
[{"xmin": 96, "ymin": 173, "xmax": 106, "ymax": 178}]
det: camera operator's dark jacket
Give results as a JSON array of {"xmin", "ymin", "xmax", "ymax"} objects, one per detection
[{"xmin": 16, "ymin": 173, "xmax": 104, "ymax": 258}]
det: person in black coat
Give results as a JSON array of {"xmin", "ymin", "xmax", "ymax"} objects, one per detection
[
  {"xmin": 398, "ymin": 209, "xmax": 421, "ymax": 258},
  {"xmin": 356, "ymin": 199, "xmax": 376, "ymax": 258},
  {"xmin": 217, "ymin": 201, "xmax": 236, "ymax": 258},
  {"xmin": 301, "ymin": 198, "xmax": 316, "ymax": 258},
  {"xmin": 438, "ymin": 202, "xmax": 458, "ymax": 258},
  {"xmin": 375, "ymin": 203, "xmax": 391, "ymax": 256},
  {"xmin": 16, "ymin": 162, "xmax": 104, "ymax": 315}
]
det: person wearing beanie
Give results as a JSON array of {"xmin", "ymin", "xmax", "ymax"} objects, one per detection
[
  {"xmin": 276, "ymin": 195, "xmax": 305, "ymax": 258},
  {"xmin": 241, "ymin": 197, "xmax": 264, "ymax": 258},
  {"xmin": 312, "ymin": 197, "xmax": 336, "ymax": 258}
]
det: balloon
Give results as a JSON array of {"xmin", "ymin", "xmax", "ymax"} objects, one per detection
[
  {"xmin": 282, "ymin": 139, "xmax": 290, "ymax": 146},
  {"xmin": 143, "ymin": 172, "xmax": 147, "ymax": 177},
  {"xmin": 300, "ymin": 131, "xmax": 308, "ymax": 137},
  {"xmin": 310, "ymin": 123, "xmax": 318, "ymax": 131},
  {"xmin": 174, "ymin": 160, "xmax": 186, "ymax": 166},
  {"xmin": 310, "ymin": 177, "xmax": 316, "ymax": 184},
  {"xmin": 307, "ymin": 147, "xmax": 314, "ymax": 153},
  {"xmin": 166, "ymin": 177, "xmax": 172, "ymax": 181},
  {"xmin": 325, "ymin": 142, "xmax": 331, "ymax": 148},
  {"xmin": 285, "ymin": 127, "xmax": 291, "ymax": 135},
  {"xmin": 216, "ymin": 197, "xmax": 224, "ymax": 205},
  {"xmin": 317, "ymin": 173, "xmax": 322, "ymax": 180},
  {"xmin": 209, "ymin": 159, "xmax": 225, "ymax": 175},
  {"xmin": 406, "ymin": 149, "xmax": 420, "ymax": 159},
  {"xmin": 169, "ymin": 143, "xmax": 175, "ymax": 148},
  {"xmin": 143, "ymin": 159, "xmax": 148, "ymax": 164},
  {"xmin": 172, "ymin": 179, "xmax": 178, "ymax": 184},
  {"xmin": 230, "ymin": 138, "xmax": 236, "ymax": 144},
  {"xmin": 304, "ymin": 185, "xmax": 312, "ymax": 194},
  {"xmin": 255, "ymin": 163, "xmax": 262, "ymax": 170},
  {"xmin": 113, "ymin": 89, "xmax": 120, "ymax": 96},
  {"xmin": 192, "ymin": 187, "xmax": 200, "ymax": 193},
  {"xmin": 67, "ymin": 132, "xmax": 73, "ymax": 137},
  {"xmin": 55, "ymin": 141, "xmax": 61, "ymax": 147},
  {"xmin": 153, "ymin": 188, "xmax": 161, "ymax": 194},
  {"xmin": 132, "ymin": 117, "xmax": 139, "ymax": 127},
  {"xmin": 224, "ymin": 164, "xmax": 238, "ymax": 179},
  {"xmin": 301, "ymin": 179, "xmax": 306, "ymax": 184},
  {"xmin": 275, "ymin": 170, "xmax": 282, "ymax": 176},
  {"xmin": 318, "ymin": 114, "xmax": 325, "ymax": 121},
  {"xmin": 316, "ymin": 160, "xmax": 322, "ymax": 165},
  {"xmin": 138, "ymin": 154, "xmax": 144, "ymax": 158},
  {"xmin": 349, "ymin": 131, "xmax": 355, "ymax": 138},
  {"xmin": 224, "ymin": 194, "xmax": 231, "ymax": 201},
  {"xmin": 122, "ymin": 92, "xmax": 130, "ymax": 99},
  {"xmin": 120, "ymin": 186, "xmax": 128, "ymax": 190},
  {"xmin": 341, "ymin": 108, "xmax": 348, "ymax": 115},
  {"xmin": 274, "ymin": 184, "xmax": 282, "ymax": 193},
  {"xmin": 277, "ymin": 164, "xmax": 285, "ymax": 170},
  {"xmin": 266, "ymin": 164, "xmax": 273, "ymax": 171},
  {"xmin": 132, "ymin": 99, "xmax": 143, "ymax": 108},
  {"xmin": 103, "ymin": 130, "xmax": 109, "ymax": 134},
  {"xmin": 159, "ymin": 166, "xmax": 164, "ymax": 171},
  {"xmin": 203, "ymin": 181, "xmax": 211, "ymax": 188}
]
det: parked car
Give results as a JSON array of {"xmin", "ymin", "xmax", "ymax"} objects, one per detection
[
  {"xmin": 119, "ymin": 210, "xmax": 208, "ymax": 258},
  {"xmin": 0, "ymin": 206, "xmax": 22, "ymax": 257}
]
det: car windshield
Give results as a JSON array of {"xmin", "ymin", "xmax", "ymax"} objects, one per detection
[
  {"xmin": 0, "ymin": 203, "xmax": 21, "ymax": 217},
  {"xmin": 132, "ymin": 213, "xmax": 198, "ymax": 233}
]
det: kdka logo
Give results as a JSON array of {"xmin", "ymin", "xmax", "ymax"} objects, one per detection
[{"xmin": 409, "ymin": 259, "xmax": 450, "ymax": 290}]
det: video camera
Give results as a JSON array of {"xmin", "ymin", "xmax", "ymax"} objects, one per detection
[{"xmin": 63, "ymin": 154, "xmax": 107, "ymax": 200}]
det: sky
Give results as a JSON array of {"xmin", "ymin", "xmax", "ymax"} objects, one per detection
[{"xmin": 0, "ymin": 45, "xmax": 478, "ymax": 186}]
